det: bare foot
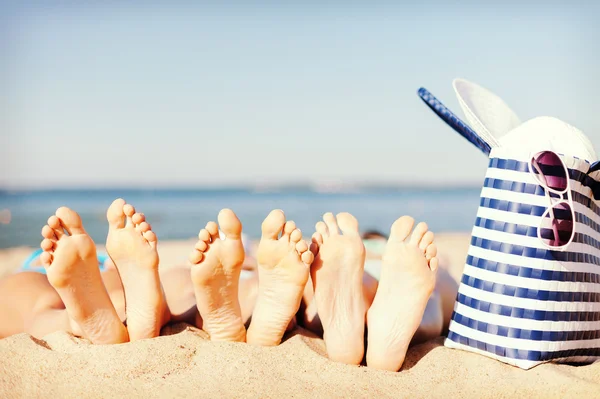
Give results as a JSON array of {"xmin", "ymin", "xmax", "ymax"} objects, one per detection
[
  {"xmin": 106, "ymin": 199, "xmax": 170, "ymax": 341},
  {"xmin": 310, "ymin": 212, "xmax": 366, "ymax": 365},
  {"xmin": 366, "ymin": 216, "xmax": 438, "ymax": 372},
  {"xmin": 189, "ymin": 209, "xmax": 246, "ymax": 342},
  {"xmin": 246, "ymin": 210, "xmax": 313, "ymax": 346},
  {"xmin": 40, "ymin": 207, "xmax": 128, "ymax": 344}
]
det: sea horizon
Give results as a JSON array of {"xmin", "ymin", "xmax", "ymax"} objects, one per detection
[
  {"xmin": 0, "ymin": 182, "xmax": 483, "ymax": 194},
  {"xmin": 0, "ymin": 186, "xmax": 482, "ymax": 249}
]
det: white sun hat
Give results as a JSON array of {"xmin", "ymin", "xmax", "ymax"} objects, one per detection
[{"xmin": 419, "ymin": 78, "xmax": 598, "ymax": 162}]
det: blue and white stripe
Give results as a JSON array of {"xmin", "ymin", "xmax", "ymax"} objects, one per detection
[{"xmin": 444, "ymin": 147, "xmax": 600, "ymax": 369}]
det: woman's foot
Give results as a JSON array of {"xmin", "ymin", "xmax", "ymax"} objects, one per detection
[
  {"xmin": 189, "ymin": 209, "xmax": 247, "ymax": 342},
  {"xmin": 106, "ymin": 199, "xmax": 170, "ymax": 341},
  {"xmin": 41, "ymin": 207, "xmax": 128, "ymax": 344},
  {"xmin": 310, "ymin": 212, "xmax": 366, "ymax": 365},
  {"xmin": 366, "ymin": 216, "xmax": 439, "ymax": 372},
  {"xmin": 246, "ymin": 210, "xmax": 313, "ymax": 346}
]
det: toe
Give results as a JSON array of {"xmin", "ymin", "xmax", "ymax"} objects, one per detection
[
  {"xmin": 419, "ymin": 231, "xmax": 435, "ymax": 253},
  {"xmin": 41, "ymin": 238, "xmax": 55, "ymax": 252},
  {"xmin": 195, "ymin": 240, "xmax": 208, "ymax": 252},
  {"xmin": 143, "ymin": 230, "xmax": 157, "ymax": 248},
  {"xmin": 138, "ymin": 222, "xmax": 152, "ymax": 233},
  {"xmin": 123, "ymin": 204, "xmax": 135, "ymax": 227},
  {"xmin": 310, "ymin": 242, "xmax": 320, "ymax": 258},
  {"xmin": 301, "ymin": 250, "xmax": 314, "ymax": 265},
  {"xmin": 310, "ymin": 233, "xmax": 322, "ymax": 257},
  {"xmin": 218, "ymin": 209, "xmax": 242, "ymax": 240},
  {"xmin": 132, "ymin": 212, "xmax": 145, "ymax": 225},
  {"xmin": 426, "ymin": 243, "xmax": 437, "ymax": 262},
  {"xmin": 336, "ymin": 212, "xmax": 359, "ymax": 235},
  {"xmin": 296, "ymin": 240, "xmax": 308, "ymax": 253},
  {"xmin": 323, "ymin": 212, "xmax": 339, "ymax": 235},
  {"xmin": 55, "ymin": 207, "xmax": 86, "ymax": 236},
  {"xmin": 429, "ymin": 257, "xmax": 439, "ymax": 273},
  {"xmin": 107, "ymin": 198, "xmax": 126, "ymax": 230},
  {"xmin": 194, "ymin": 240, "xmax": 208, "ymax": 252},
  {"xmin": 297, "ymin": 239, "xmax": 314, "ymax": 264},
  {"xmin": 283, "ymin": 221, "xmax": 297, "ymax": 238},
  {"xmin": 312, "ymin": 232, "xmax": 323, "ymax": 245},
  {"xmin": 289, "ymin": 228, "xmax": 302, "ymax": 243},
  {"xmin": 189, "ymin": 250, "xmax": 204, "ymax": 264},
  {"xmin": 205, "ymin": 221, "xmax": 220, "ymax": 242},
  {"xmin": 261, "ymin": 209, "xmax": 286, "ymax": 240},
  {"xmin": 41, "ymin": 225, "xmax": 57, "ymax": 240},
  {"xmin": 389, "ymin": 216, "xmax": 415, "ymax": 242},
  {"xmin": 315, "ymin": 221, "xmax": 329, "ymax": 240},
  {"xmin": 47, "ymin": 216, "xmax": 64, "ymax": 239},
  {"xmin": 40, "ymin": 251, "xmax": 53, "ymax": 266},
  {"xmin": 409, "ymin": 222, "xmax": 429, "ymax": 246},
  {"xmin": 199, "ymin": 229, "xmax": 211, "ymax": 242}
]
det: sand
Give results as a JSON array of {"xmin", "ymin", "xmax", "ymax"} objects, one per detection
[{"xmin": 1, "ymin": 235, "xmax": 599, "ymax": 398}]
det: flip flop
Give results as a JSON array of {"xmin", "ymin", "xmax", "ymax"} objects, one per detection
[{"xmin": 20, "ymin": 248, "xmax": 109, "ymax": 274}]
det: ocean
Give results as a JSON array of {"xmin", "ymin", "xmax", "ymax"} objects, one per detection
[{"xmin": 0, "ymin": 187, "xmax": 481, "ymax": 250}]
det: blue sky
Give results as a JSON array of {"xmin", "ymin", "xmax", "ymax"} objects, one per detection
[{"xmin": 2, "ymin": 1, "xmax": 599, "ymax": 189}]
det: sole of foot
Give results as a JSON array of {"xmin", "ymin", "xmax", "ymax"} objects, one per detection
[
  {"xmin": 41, "ymin": 207, "xmax": 129, "ymax": 344},
  {"xmin": 106, "ymin": 198, "xmax": 170, "ymax": 341},
  {"xmin": 246, "ymin": 210, "xmax": 313, "ymax": 346},
  {"xmin": 366, "ymin": 216, "xmax": 439, "ymax": 372},
  {"xmin": 189, "ymin": 209, "xmax": 247, "ymax": 342},
  {"xmin": 310, "ymin": 212, "xmax": 366, "ymax": 365}
]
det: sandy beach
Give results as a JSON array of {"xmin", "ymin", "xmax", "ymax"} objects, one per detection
[{"xmin": 1, "ymin": 234, "xmax": 599, "ymax": 398}]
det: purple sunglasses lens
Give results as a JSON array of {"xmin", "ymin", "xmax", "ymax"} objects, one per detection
[
  {"xmin": 539, "ymin": 202, "xmax": 574, "ymax": 247},
  {"xmin": 531, "ymin": 151, "xmax": 568, "ymax": 192}
]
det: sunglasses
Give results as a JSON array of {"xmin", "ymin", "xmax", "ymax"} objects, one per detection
[{"xmin": 528, "ymin": 151, "xmax": 576, "ymax": 249}]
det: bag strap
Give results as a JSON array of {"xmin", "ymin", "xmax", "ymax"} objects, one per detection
[{"xmin": 418, "ymin": 87, "xmax": 491, "ymax": 156}]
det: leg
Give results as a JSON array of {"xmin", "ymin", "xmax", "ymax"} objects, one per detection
[
  {"xmin": 159, "ymin": 265, "xmax": 199, "ymax": 325},
  {"xmin": 40, "ymin": 207, "xmax": 129, "ymax": 344},
  {"xmin": 0, "ymin": 272, "xmax": 70, "ymax": 339},
  {"xmin": 106, "ymin": 199, "xmax": 170, "ymax": 341},
  {"xmin": 0, "ymin": 265, "xmax": 131, "ymax": 341},
  {"xmin": 238, "ymin": 270, "xmax": 258, "ymax": 326},
  {"xmin": 100, "ymin": 269, "xmax": 127, "ymax": 323},
  {"xmin": 1, "ymin": 260, "xmax": 262, "ymax": 342}
]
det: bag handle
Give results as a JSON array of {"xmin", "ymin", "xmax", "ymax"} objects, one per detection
[{"xmin": 417, "ymin": 87, "xmax": 491, "ymax": 156}]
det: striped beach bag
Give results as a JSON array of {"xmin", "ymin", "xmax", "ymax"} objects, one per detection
[{"xmin": 419, "ymin": 79, "xmax": 600, "ymax": 369}]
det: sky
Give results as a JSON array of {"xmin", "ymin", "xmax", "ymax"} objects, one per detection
[{"xmin": 1, "ymin": 1, "xmax": 599, "ymax": 189}]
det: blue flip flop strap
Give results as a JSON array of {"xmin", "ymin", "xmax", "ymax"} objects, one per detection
[
  {"xmin": 97, "ymin": 253, "xmax": 109, "ymax": 266},
  {"xmin": 21, "ymin": 249, "xmax": 108, "ymax": 273},
  {"xmin": 418, "ymin": 87, "xmax": 492, "ymax": 156},
  {"xmin": 21, "ymin": 249, "xmax": 44, "ymax": 271}
]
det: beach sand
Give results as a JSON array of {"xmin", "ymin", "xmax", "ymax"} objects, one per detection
[{"xmin": 1, "ymin": 235, "xmax": 599, "ymax": 398}]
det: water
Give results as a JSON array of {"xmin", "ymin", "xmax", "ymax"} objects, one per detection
[{"xmin": 0, "ymin": 187, "xmax": 481, "ymax": 249}]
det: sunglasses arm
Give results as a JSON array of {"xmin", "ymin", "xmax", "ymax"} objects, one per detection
[{"xmin": 586, "ymin": 161, "xmax": 600, "ymax": 200}]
